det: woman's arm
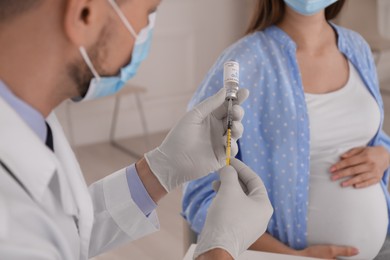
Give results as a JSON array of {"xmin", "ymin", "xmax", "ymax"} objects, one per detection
[
  {"xmin": 249, "ymin": 233, "xmax": 359, "ymax": 258},
  {"xmin": 197, "ymin": 249, "xmax": 233, "ymax": 260},
  {"xmin": 249, "ymin": 233, "xmax": 297, "ymax": 255}
]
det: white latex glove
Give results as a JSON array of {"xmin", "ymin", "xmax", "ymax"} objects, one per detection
[
  {"xmin": 194, "ymin": 158, "xmax": 273, "ymax": 259},
  {"xmin": 145, "ymin": 88, "xmax": 249, "ymax": 192}
]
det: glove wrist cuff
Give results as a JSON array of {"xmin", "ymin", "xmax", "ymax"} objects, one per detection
[
  {"xmin": 144, "ymin": 148, "xmax": 173, "ymax": 192},
  {"xmin": 194, "ymin": 230, "xmax": 238, "ymax": 259}
]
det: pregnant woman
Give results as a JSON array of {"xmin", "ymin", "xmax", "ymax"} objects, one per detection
[{"xmin": 182, "ymin": 0, "xmax": 390, "ymax": 259}]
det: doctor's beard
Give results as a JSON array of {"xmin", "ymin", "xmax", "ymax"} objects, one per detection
[{"xmin": 67, "ymin": 24, "xmax": 111, "ymax": 99}]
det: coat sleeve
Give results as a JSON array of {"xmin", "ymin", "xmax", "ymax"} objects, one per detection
[
  {"xmin": 88, "ymin": 168, "xmax": 159, "ymax": 257},
  {"xmin": 362, "ymin": 34, "xmax": 390, "ymax": 187},
  {"xmin": 358, "ymin": 30, "xmax": 390, "ymax": 233}
]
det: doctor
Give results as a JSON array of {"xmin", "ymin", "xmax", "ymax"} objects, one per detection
[{"xmin": 0, "ymin": 0, "xmax": 272, "ymax": 259}]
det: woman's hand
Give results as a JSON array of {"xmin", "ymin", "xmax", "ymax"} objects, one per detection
[
  {"xmin": 330, "ymin": 146, "xmax": 390, "ymax": 189},
  {"xmin": 297, "ymin": 245, "xmax": 359, "ymax": 259}
]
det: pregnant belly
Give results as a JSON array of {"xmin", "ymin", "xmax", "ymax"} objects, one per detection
[{"xmin": 307, "ymin": 158, "xmax": 388, "ymax": 260}]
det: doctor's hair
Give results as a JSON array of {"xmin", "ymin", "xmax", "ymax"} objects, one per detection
[
  {"xmin": 0, "ymin": 0, "xmax": 42, "ymax": 22},
  {"xmin": 246, "ymin": 0, "xmax": 346, "ymax": 35}
]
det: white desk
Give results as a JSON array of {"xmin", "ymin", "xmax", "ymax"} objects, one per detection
[{"xmin": 183, "ymin": 244, "xmax": 319, "ymax": 260}]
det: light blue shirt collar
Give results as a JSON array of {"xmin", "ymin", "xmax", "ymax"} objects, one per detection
[
  {"xmin": 265, "ymin": 25, "xmax": 297, "ymax": 52},
  {"xmin": 0, "ymin": 80, "xmax": 47, "ymax": 143}
]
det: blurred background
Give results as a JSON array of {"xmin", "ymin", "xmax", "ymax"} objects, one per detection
[{"xmin": 53, "ymin": 0, "xmax": 390, "ymax": 259}]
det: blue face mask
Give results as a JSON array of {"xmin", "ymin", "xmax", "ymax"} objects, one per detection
[
  {"xmin": 284, "ymin": 0, "xmax": 338, "ymax": 16},
  {"xmin": 77, "ymin": 0, "xmax": 156, "ymax": 101}
]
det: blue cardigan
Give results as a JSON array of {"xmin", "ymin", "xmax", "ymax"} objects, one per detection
[{"xmin": 182, "ymin": 24, "xmax": 390, "ymax": 249}]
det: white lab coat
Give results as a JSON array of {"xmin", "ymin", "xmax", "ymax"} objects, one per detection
[{"xmin": 0, "ymin": 96, "xmax": 159, "ymax": 259}]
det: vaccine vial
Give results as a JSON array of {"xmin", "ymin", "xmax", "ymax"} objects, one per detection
[{"xmin": 224, "ymin": 61, "xmax": 239, "ymax": 100}]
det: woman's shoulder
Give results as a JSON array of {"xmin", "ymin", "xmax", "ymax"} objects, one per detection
[
  {"xmin": 222, "ymin": 30, "xmax": 273, "ymax": 59},
  {"xmin": 187, "ymin": 31, "xmax": 271, "ymax": 109},
  {"xmin": 333, "ymin": 24, "xmax": 371, "ymax": 51}
]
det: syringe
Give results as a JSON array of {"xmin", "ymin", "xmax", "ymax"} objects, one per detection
[
  {"xmin": 223, "ymin": 61, "xmax": 239, "ymax": 166},
  {"xmin": 225, "ymin": 98, "xmax": 233, "ymax": 165}
]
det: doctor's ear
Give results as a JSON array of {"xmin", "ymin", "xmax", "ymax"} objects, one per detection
[{"xmin": 63, "ymin": 0, "xmax": 109, "ymax": 48}]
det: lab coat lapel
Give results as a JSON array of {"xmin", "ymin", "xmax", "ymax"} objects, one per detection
[
  {"xmin": 47, "ymin": 114, "xmax": 94, "ymax": 259},
  {"xmin": 0, "ymin": 96, "xmax": 56, "ymax": 203},
  {"xmin": 0, "ymin": 96, "xmax": 94, "ymax": 258},
  {"xmin": 0, "ymin": 97, "xmax": 81, "ymax": 215}
]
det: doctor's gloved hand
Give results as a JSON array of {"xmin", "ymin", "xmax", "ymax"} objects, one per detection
[
  {"xmin": 144, "ymin": 88, "xmax": 249, "ymax": 192},
  {"xmin": 194, "ymin": 158, "xmax": 273, "ymax": 260}
]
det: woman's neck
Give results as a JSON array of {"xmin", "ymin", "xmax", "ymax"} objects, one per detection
[{"xmin": 277, "ymin": 8, "xmax": 336, "ymax": 54}]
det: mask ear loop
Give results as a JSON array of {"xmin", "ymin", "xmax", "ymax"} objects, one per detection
[
  {"xmin": 79, "ymin": 47, "xmax": 101, "ymax": 81},
  {"xmin": 107, "ymin": 0, "xmax": 138, "ymax": 39}
]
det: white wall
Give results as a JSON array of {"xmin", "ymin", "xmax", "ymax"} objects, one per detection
[{"xmin": 56, "ymin": 0, "xmax": 254, "ymax": 146}]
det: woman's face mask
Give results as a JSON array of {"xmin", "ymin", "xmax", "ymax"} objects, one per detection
[
  {"xmin": 284, "ymin": 0, "xmax": 338, "ymax": 16},
  {"xmin": 76, "ymin": 0, "xmax": 156, "ymax": 101}
]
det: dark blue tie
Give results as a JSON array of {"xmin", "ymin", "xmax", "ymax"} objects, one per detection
[{"xmin": 45, "ymin": 122, "xmax": 54, "ymax": 151}]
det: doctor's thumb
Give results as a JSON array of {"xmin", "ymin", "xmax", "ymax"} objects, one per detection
[
  {"xmin": 230, "ymin": 158, "xmax": 268, "ymax": 199},
  {"xmin": 218, "ymin": 165, "xmax": 240, "ymax": 192},
  {"xmin": 193, "ymin": 88, "xmax": 226, "ymax": 121}
]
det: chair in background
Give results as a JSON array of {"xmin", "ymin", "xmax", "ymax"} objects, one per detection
[{"xmin": 109, "ymin": 84, "xmax": 151, "ymax": 159}]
